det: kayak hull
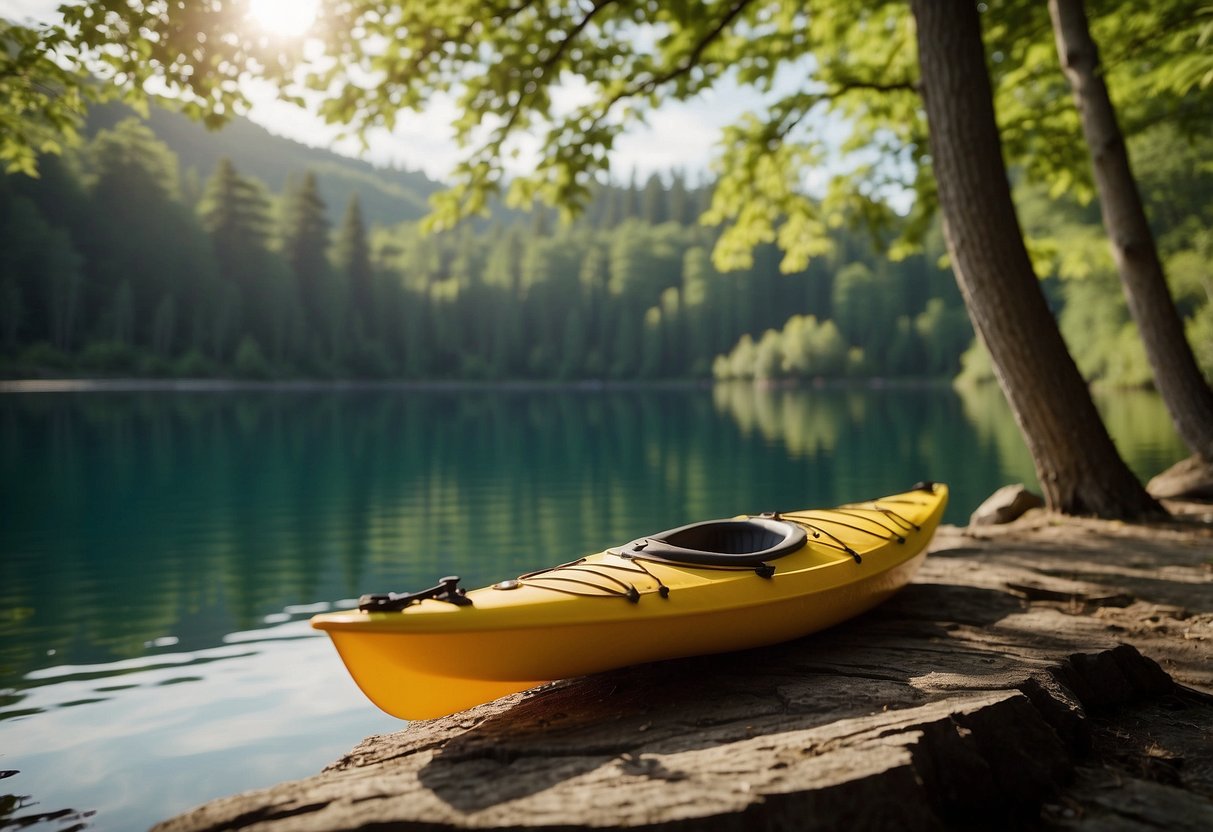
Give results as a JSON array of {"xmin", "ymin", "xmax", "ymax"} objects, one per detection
[{"xmin": 314, "ymin": 484, "xmax": 947, "ymax": 719}]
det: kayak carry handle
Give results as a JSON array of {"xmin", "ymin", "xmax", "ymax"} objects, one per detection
[{"xmin": 359, "ymin": 575, "xmax": 473, "ymax": 612}]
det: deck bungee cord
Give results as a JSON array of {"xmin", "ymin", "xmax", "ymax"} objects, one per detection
[
  {"xmin": 515, "ymin": 499, "xmax": 929, "ymax": 600},
  {"xmin": 515, "ymin": 557, "xmax": 669, "ymax": 601}
]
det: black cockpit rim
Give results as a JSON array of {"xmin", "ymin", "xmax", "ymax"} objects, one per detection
[{"xmin": 617, "ymin": 516, "xmax": 808, "ymax": 567}]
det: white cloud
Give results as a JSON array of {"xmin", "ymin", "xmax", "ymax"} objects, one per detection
[
  {"xmin": 0, "ymin": 0, "xmax": 55, "ymax": 22},
  {"xmin": 242, "ymin": 80, "xmax": 733, "ymax": 185}
]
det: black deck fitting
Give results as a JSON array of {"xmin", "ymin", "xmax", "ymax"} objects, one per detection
[{"xmin": 359, "ymin": 575, "xmax": 473, "ymax": 612}]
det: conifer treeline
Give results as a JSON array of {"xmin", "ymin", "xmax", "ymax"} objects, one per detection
[{"xmin": 0, "ymin": 117, "xmax": 973, "ymax": 380}]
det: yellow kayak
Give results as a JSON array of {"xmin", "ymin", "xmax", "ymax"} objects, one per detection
[{"xmin": 312, "ymin": 482, "xmax": 947, "ymax": 719}]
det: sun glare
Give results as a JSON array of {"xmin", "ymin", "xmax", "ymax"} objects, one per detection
[{"xmin": 248, "ymin": 0, "xmax": 319, "ymax": 38}]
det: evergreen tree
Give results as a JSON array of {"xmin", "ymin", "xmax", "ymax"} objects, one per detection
[
  {"xmin": 151, "ymin": 294, "xmax": 177, "ymax": 356},
  {"xmin": 198, "ymin": 157, "xmax": 278, "ymax": 359},
  {"xmin": 483, "ymin": 226, "xmax": 526, "ymax": 375},
  {"xmin": 9, "ymin": 153, "xmax": 89, "ymax": 242},
  {"xmin": 599, "ymin": 183, "xmax": 621, "ymax": 229},
  {"xmin": 578, "ymin": 243, "xmax": 610, "ymax": 375},
  {"xmin": 279, "ymin": 171, "xmax": 336, "ymax": 362},
  {"xmin": 681, "ymin": 246, "xmax": 718, "ymax": 375},
  {"xmin": 529, "ymin": 204, "xmax": 552, "ymax": 237},
  {"xmin": 110, "ymin": 280, "xmax": 134, "ymax": 345},
  {"xmin": 640, "ymin": 173, "xmax": 667, "ymax": 225},
  {"xmin": 667, "ymin": 171, "xmax": 691, "ymax": 226},
  {"xmin": 0, "ymin": 187, "xmax": 56, "ymax": 345},
  {"xmin": 198, "ymin": 159, "xmax": 272, "ymax": 257},
  {"xmin": 334, "ymin": 194, "xmax": 374, "ymax": 342},
  {"xmin": 82, "ymin": 119, "xmax": 215, "ymax": 352},
  {"xmin": 0, "ymin": 278, "xmax": 22, "ymax": 351},
  {"xmin": 623, "ymin": 170, "xmax": 641, "ymax": 223},
  {"xmin": 44, "ymin": 228, "xmax": 85, "ymax": 352}
]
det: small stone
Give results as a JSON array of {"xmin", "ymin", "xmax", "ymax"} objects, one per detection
[
  {"xmin": 1147, "ymin": 455, "xmax": 1213, "ymax": 501},
  {"xmin": 969, "ymin": 484, "xmax": 1045, "ymax": 526}
]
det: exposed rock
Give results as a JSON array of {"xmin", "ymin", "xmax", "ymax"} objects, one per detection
[
  {"xmin": 156, "ymin": 517, "xmax": 1213, "ymax": 832},
  {"xmin": 1045, "ymin": 692, "xmax": 1213, "ymax": 831},
  {"xmin": 1148, "ymin": 454, "xmax": 1213, "ymax": 501},
  {"xmin": 969, "ymin": 483, "xmax": 1045, "ymax": 526}
]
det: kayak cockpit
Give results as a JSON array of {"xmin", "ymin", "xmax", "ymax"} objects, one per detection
[{"xmin": 617, "ymin": 516, "xmax": 807, "ymax": 566}]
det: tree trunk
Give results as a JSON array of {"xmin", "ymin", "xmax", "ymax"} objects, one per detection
[
  {"xmin": 910, "ymin": 0, "xmax": 1161, "ymax": 519},
  {"xmin": 1048, "ymin": 0, "xmax": 1213, "ymax": 464}
]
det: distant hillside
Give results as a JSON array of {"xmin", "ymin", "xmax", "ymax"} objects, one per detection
[{"xmin": 86, "ymin": 100, "xmax": 442, "ymax": 227}]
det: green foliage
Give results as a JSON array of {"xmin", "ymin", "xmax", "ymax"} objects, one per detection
[
  {"xmin": 1059, "ymin": 270, "xmax": 1149, "ymax": 387},
  {"xmin": 335, "ymin": 195, "xmax": 374, "ymax": 340},
  {"xmin": 914, "ymin": 298, "xmax": 971, "ymax": 377},
  {"xmin": 780, "ymin": 315, "xmax": 847, "ymax": 377},
  {"xmin": 712, "ymin": 294, "xmax": 953, "ymax": 382},
  {"xmin": 987, "ymin": 1, "xmax": 1213, "ymax": 204},
  {"xmin": 0, "ymin": 176, "xmax": 86, "ymax": 351},
  {"xmin": 82, "ymin": 120, "xmax": 218, "ymax": 354},
  {"xmin": 137, "ymin": 352, "xmax": 174, "ymax": 377},
  {"xmin": 6, "ymin": 0, "xmax": 1211, "ymax": 302},
  {"xmin": 151, "ymin": 295, "xmax": 177, "ymax": 356},
  {"xmin": 199, "ymin": 158, "xmax": 274, "ymax": 255},
  {"xmin": 1188, "ymin": 305, "xmax": 1213, "ymax": 381},
  {"xmin": 0, "ymin": 19, "xmax": 89, "ymax": 177},
  {"xmin": 234, "ymin": 336, "xmax": 271, "ymax": 379},
  {"xmin": 0, "ymin": 126, "xmax": 974, "ymax": 384},
  {"xmin": 44, "ymin": 228, "xmax": 85, "ymax": 351},
  {"xmin": 79, "ymin": 340, "xmax": 137, "ymax": 373},
  {"xmin": 17, "ymin": 341, "xmax": 72, "ymax": 373},
  {"xmin": 1012, "ymin": 123, "xmax": 1213, "ymax": 389},
  {"xmin": 280, "ymin": 171, "xmax": 340, "ymax": 358},
  {"xmin": 0, "ymin": 278, "xmax": 22, "ymax": 349},
  {"xmin": 2, "ymin": 46, "xmax": 1207, "ymax": 388},
  {"xmin": 109, "ymin": 281, "xmax": 134, "ymax": 345},
  {"xmin": 199, "ymin": 157, "xmax": 293, "ymax": 359},
  {"xmin": 84, "ymin": 98, "xmax": 438, "ymax": 227},
  {"xmin": 173, "ymin": 349, "xmax": 217, "ymax": 378},
  {"xmin": 6, "ymin": 0, "xmax": 927, "ymax": 268},
  {"xmin": 954, "ymin": 336, "xmax": 995, "ymax": 388}
]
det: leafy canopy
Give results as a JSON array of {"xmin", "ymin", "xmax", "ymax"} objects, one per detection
[{"xmin": 4, "ymin": 0, "xmax": 1210, "ymax": 271}]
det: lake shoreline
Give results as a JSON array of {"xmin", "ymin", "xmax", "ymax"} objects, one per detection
[{"xmin": 0, "ymin": 376, "xmax": 957, "ymax": 394}]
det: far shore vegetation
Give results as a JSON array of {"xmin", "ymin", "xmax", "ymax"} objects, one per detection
[{"xmin": 2, "ymin": 106, "xmax": 1210, "ymax": 390}]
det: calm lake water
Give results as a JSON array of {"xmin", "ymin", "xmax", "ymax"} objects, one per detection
[{"xmin": 0, "ymin": 384, "xmax": 1186, "ymax": 830}]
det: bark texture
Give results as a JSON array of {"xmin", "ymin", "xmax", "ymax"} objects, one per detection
[
  {"xmin": 153, "ymin": 515, "xmax": 1213, "ymax": 831},
  {"xmin": 1049, "ymin": 0, "xmax": 1213, "ymax": 463},
  {"xmin": 910, "ymin": 0, "xmax": 1161, "ymax": 519}
]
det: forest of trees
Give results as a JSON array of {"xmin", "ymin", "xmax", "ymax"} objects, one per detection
[
  {"xmin": 0, "ymin": 112, "xmax": 1208, "ymax": 385},
  {"xmin": 0, "ymin": 113, "xmax": 974, "ymax": 381}
]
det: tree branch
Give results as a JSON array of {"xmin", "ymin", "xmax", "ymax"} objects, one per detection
[
  {"xmin": 617, "ymin": 0, "xmax": 757, "ymax": 105},
  {"xmin": 773, "ymin": 78, "xmax": 918, "ymax": 140},
  {"xmin": 497, "ymin": 0, "xmax": 619, "ymax": 138}
]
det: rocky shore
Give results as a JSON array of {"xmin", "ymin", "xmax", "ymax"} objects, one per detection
[{"xmin": 156, "ymin": 504, "xmax": 1213, "ymax": 831}]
